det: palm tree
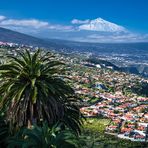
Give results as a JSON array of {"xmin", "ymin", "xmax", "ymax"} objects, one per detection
[{"xmin": 0, "ymin": 49, "xmax": 82, "ymax": 134}]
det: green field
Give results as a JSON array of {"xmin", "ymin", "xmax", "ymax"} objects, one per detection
[
  {"xmin": 83, "ymin": 118, "xmax": 111, "ymax": 133},
  {"xmin": 81, "ymin": 118, "xmax": 148, "ymax": 148}
]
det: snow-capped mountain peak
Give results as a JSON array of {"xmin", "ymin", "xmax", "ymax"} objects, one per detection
[{"xmin": 79, "ymin": 18, "xmax": 126, "ymax": 32}]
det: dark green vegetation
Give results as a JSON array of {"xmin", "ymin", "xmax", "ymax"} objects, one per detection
[
  {"xmin": 130, "ymin": 81, "xmax": 148, "ymax": 97},
  {"xmin": 86, "ymin": 58, "xmax": 120, "ymax": 71},
  {"xmin": 123, "ymin": 81, "xmax": 148, "ymax": 97},
  {"xmin": 8, "ymin": 122, "xmax": 80, "ymax": 148},
  {"xmin": 0, "ymin": 49, "xmax": 82, "ymax": 147}
]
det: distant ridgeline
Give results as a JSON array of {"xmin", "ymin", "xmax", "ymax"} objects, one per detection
[{"xmin": 86, "ymin": 57, "xmax": 148, "ymax": 78}]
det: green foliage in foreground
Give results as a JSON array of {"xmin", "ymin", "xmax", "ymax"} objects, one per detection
[{"xmin": 8, "ymin": 122, "xmax": 80, "ymax": 148}]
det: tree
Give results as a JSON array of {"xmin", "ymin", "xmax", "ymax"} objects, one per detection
[{"xmin": 0, "ymin": 49, "xmax": 82, "ymax": 135}]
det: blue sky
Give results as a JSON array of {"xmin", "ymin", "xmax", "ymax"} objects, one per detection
[{"xmin": 0, "ymin": 0, "xmax": 148, "ymax": 42}]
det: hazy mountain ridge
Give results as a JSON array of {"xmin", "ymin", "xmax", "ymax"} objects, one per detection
[
  {"xmin": 0, "ymin": 27, "xmax": 71, "ymax": 50},
  {"xmin": 0, "ymin": 26, "xmax": 148, "ymax": 77}
]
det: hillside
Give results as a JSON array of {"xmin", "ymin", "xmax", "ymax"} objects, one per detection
[{"xmin": 0, "ymin": 27, "xmax": 69, "ymax": 50}]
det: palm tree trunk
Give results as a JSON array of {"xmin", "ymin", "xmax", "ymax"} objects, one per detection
[{"xmin": 28, "ymin": 101, "xmax": 34, "ymax": 128}]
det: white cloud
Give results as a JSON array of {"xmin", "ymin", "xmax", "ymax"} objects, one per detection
[
  {"xmin": 46, "ymin": 24, "xmax": 74, "ymax": 31},
  {"xmin": 0, "ymin": 15, "xmax": 6, "ymax": 21},
  {"xmin": 1, "ymin": 19, "xmax": 49, "ymax": 29},
  {"xmin": 0, "ymin": 15, "xmax": 73, "ymax": 32},
  {"xmin": 71, "ymin": 19, "xmax": 90, "ymax": 24}
]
